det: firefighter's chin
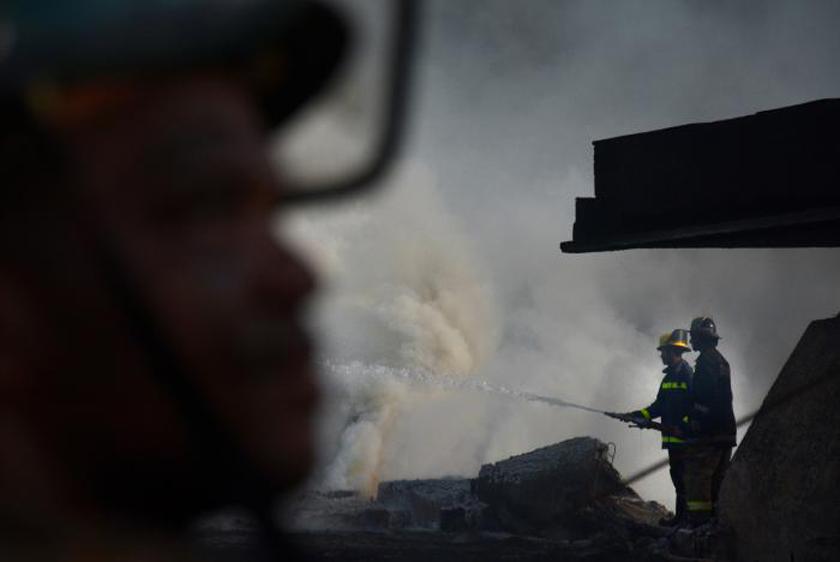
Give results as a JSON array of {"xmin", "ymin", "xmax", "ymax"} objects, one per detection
[
  {"xmin": 267, "ymin": 411, "xmax": 318, "ymax": 492},
  {"xmin": 241, "ymin": 361, "xmax": 321, "ymax": 493}
]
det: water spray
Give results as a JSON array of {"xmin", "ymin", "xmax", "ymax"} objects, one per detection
[
  {"xmin": 460, "ymin": 379, "xmax": 608, "ymax": 415},
  {"xmin": 461, "ymin": 380, "xmax": 670, "ymax": 434},
  {"xmin": 339, "ymin": 361, "xmax": 609, "ymax": 415}
]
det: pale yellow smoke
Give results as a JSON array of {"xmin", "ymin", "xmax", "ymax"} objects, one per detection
[
  {"xmin": 283, "ymin": 161, "xmax": 500, "ymax": 496},
  {"xmin": 374, "ymin": 163, "xmax": 499, "ymax": 376},
  {"xmin": 322, "ymin": 369, "xmax": 407, "ymax": 498}
]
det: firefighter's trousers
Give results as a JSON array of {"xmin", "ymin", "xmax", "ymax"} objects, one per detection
[
  {"xmin": 668, "ymin": 448, "xmax": 687, "ymax": 520},
  {"xmin": 683, "ymin": 444, "xmax": 732, "ymax": 525}
]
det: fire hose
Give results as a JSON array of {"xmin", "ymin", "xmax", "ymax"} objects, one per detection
[{"xmin": 604, "ymin": 411, "xmax": 684, "ymax": 437}]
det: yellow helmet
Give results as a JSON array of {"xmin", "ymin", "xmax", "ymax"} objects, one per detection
[{"xmin": 657, "ymin": 329, "xmax": 691, "ymax": 351}]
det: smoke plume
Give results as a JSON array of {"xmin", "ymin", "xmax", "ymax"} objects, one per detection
[
  {"xmin": 284, "ymin": 162, "xmax": 499, "ymax": 497},
  {"xmin": 279, "ymin": 0, "xmax": 840, "ymax": 508}
]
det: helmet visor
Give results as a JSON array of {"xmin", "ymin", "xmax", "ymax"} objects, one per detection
[{"xmin": 272, "ymin": 0, "xmax": 417, "ymax": 200}]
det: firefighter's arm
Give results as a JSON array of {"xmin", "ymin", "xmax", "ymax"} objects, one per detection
[
  {"xmin": 690, "ymin": 363, "xmax": 714, "ymax": 432},
  {"xmin": 639, "ymin": 382, "xmax": 665, "ymax": 421},
  {"xmin": 631, "ymin": 406, "xmax": 657, "ymax": 422}
]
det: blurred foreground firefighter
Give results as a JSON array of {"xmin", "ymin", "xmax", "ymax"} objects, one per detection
[
  {"xmin": 611, "ymin": 329, "xmax": 693, "ymax": 527},
  {"xmin": 683, "ymin": 316, "xmax": 736, "ymax": 528},
  {"xmin": 0, "ymin": 1, "xmax": 414, "ymax": 560}
]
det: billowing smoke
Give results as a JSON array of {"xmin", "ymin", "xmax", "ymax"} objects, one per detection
[
  {"xmin": 283, "ymin": 162, "xmax": 499, "ymax": 497},
  {"xmin": 279, "ymin": 0, "xmax": 840, "ymax": 508}
]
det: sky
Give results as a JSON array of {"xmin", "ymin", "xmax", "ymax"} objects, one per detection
[{"xmin": 282, "ymin": 0, "xmax": 840, "ymax": 510}]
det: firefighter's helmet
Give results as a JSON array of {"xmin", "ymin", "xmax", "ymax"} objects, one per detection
[
  {"xmin": 657, "ymin": 329, "xmax": 691, "ymax": 352},
  {"xmin": 690, "ymin": 316, "xmax": 720, "ymax": 340},
  {"xmin": 0, "ymin": 1, "xmax": 350, "ymax": 133}
]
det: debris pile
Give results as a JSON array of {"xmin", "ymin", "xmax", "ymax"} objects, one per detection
[
  {"xmin": 377, "ymin": 478, "xmax": 488, "ymax": 531},
  {"xmin": 284, "ymin": 490, "xmax": 383, "ymax": 531},
  {"xmin": 276, "ymin": 437, "xmax": 675, "ymax": 560},
  {"xmin": 474, "ymin": 436, "xmax": 667, "ymax": 539}
]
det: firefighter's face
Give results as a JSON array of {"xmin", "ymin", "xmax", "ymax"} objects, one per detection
[
  {"xmin": 659, "ymin": 348, "xmax": 682, "ymax": 366},
  {"xmin": 11, "ymin": 75, "xmax": 320, "ymax": 519},
  {"xmin": 689, "ymin": 330, "xmax": 704, "ymax": 352}
]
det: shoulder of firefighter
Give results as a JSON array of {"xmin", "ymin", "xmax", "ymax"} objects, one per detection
[
  {"xmin": 631, "ymin": 358, "xmax": 694, "ymax": 449},
  {"xmin": 690, "ymin": 348, "xmax": 736, "ymax": 446}
]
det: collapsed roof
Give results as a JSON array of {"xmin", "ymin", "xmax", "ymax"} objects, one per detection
[{"xmin": 561, "ymin": 98, "xmax": 840, "ymax": 253}]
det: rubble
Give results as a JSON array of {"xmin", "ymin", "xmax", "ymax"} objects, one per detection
[
  {"xmin": 266, "ymin": 437, "xmax": 675, "ymax": 560},
  {"xmin": 283, "ymin": 490, "xmax": 380, "ymax": 531},
  {"xmin": 475, "ymin": 436, "xmax": 669, "ymax": 539},
  {"xmin": 377, "ymin": 477, "xmax": 485, "ymax": 529}
]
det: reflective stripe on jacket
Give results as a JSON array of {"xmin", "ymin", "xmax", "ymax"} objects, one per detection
[{"xmin": 633, "ymin": 359, "xmax": 693, "ymax": 449}]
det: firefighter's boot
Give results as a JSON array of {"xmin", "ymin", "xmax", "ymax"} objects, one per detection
[{"xmin": 659, "ymin": 495, "xmax": 688, "ymax": 526}]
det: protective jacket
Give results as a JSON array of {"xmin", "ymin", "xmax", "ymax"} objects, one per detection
[
  {"xmin": 691, "ymin": 347, "xmax": 736, "ymax": 447},
  {"xmin": 633, "ymin": 358, "xmax": 693, "ymax": 449}
]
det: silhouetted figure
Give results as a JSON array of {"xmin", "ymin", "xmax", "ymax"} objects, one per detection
[
  {"xmin": 0, "ymin": 1, "xmax": 415, "ymax": 559},
  {"xmin": 616, "ymin": 329, "xmax": 693, "ymax": 526},
  {"xmin": 684, "ymin": 316, "xmax": 736, "ymax": 528}
]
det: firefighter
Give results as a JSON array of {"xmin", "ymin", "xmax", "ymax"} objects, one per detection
[
  {"xmin": 615, "ymin": 329, "xmax": 693, "ymax": 526},
  {"xmin": 683, "ymin": 316, "xmax": 736, "ymax": 528},
  {"xmin": 0, "ymin": 1, "xmax": 414, "ymax": 559}
]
